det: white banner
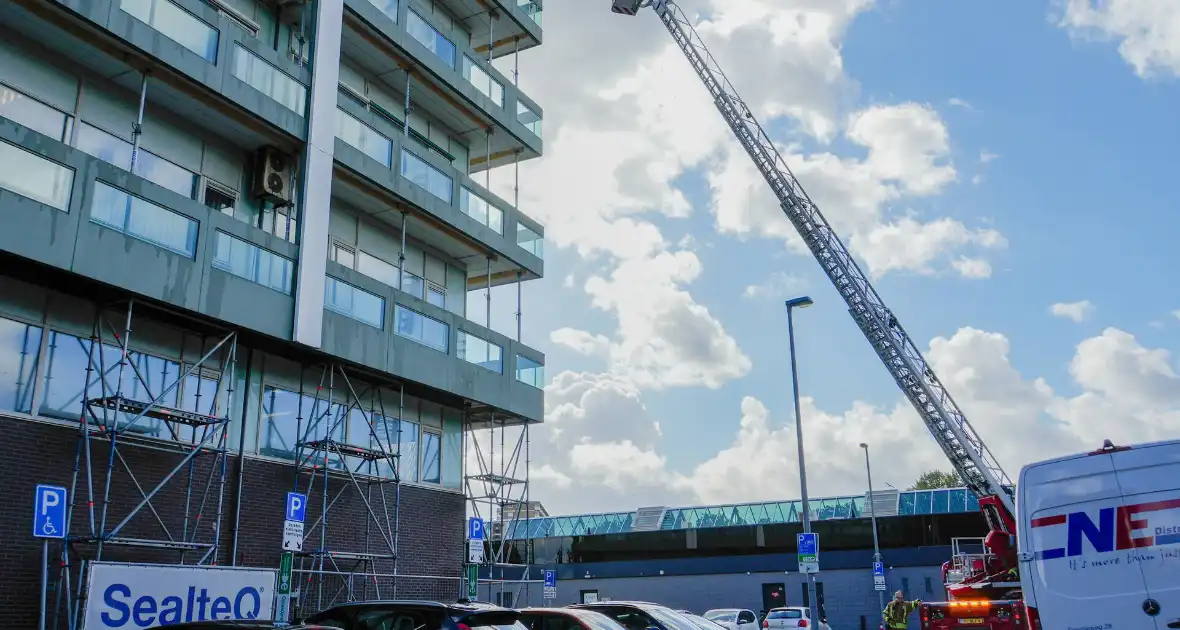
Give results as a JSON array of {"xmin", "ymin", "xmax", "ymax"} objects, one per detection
[{"xmin": 84, "ymin": 562, "xmax": 277, "ymax": 629}]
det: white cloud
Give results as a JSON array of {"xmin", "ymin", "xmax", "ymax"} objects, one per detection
[
  {"xmin": 1173, "ymin": 309, "xmax": 1180, "ymax": 320},
  {"xmin": 980, "ymin": 151, "xmax": 999, "ymax": 164},
  {"xmin": 1056, "ymin": 0, "xmax": 1180, "ymax": 78},
  {"xmin": 743, "ymin": 271, "xmax": 808, "ymax": 299},
  {"xmin": 952, "ymin": 256, "xmax": 992, "ymax": 279},
  {"xmin": 1050, "ymin": 300, "xmax": 1096, "ymax": 323},
  {"xmin": 948, "ymin": 97, "xmax": 974, "ymax": 109},
  {"xmin": 550, "ymin": 328, "xmax": 611, "ymax": 357}
]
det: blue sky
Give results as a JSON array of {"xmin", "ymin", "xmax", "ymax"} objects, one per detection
[{"xmin": 473, "ymin": 0, "xmax": 1180, "ymax": 515}]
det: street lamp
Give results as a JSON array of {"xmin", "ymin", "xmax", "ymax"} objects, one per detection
[
  {"xmin": 785, "ymin": 296, "xmax": 818, "ymax": 625},
  {"xmin": 861, "ymin": 442, "xmax": 884, "ymax": 611}
]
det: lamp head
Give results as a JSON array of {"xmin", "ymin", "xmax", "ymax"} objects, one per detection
[
  {"xmin": 859, "ymin": 442, "xmax": 868, "ymax": 449},
  {"xmin": 785, "ymin": 296, "xmax": 814, "ymax": 309}
]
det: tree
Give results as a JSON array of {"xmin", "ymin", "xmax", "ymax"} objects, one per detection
[{"xmin": 908, "ymin": 469, "xmax": 963, "ymax": 490}]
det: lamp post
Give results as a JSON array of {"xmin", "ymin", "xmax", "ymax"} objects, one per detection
[
  {"xmin": 861, "ymin": 442, "xmax": 885, "ymax": 611},
  {"xmin": 785, "ymin": 295, "xmax": 818, "ymax": 625}
]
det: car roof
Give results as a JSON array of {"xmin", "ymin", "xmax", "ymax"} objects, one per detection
[{"xmin": 316, "ymin": 600, "xmax": 513, "ymax": 614}]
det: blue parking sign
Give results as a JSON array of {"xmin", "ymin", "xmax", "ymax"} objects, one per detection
[
  {"xmin": 286, "ymin": 492, "xmax": 307, "ymax": 523},
  {"xmin": 544, "ymin": 570, "xmax": 556, "ymax": 588},
  {"xmin": 469, "ymin": 517, "xmax": 485, "ymax": 541},
  {"xmin": 873, "ymin": 561, "xmax": 884, "ymax": 577},
  {"xmin": 34, "ymin": 485, "xmax": 68, "ymax": 539}
]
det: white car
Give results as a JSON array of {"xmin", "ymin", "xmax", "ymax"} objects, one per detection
[
  {"xmin": 701, "ymin": 609, "xmax": 759, "ymax": 630},
  {"xmin": 762, "ymin": 607, "xmax": 817, "ymax": 629}
]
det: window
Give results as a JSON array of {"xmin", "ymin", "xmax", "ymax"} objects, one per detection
[
  {"xmin": 461, "ymin": 56, "xmax": 503, "ymax": 107},
  {"xmin": 90, "ymin": 181, "xmax": 199, "ymax": 257},
  {"xmin": 406, "ymin": 10, "xmax": 456, "ymax": 68},
  {"xmin": 212, "ymin": 231, "xmax": 294, "ymax": 294},
  {"xmin": 517, "ymin": 222, "xmax": 543, "ymax": 258},
  {"xmin": 357, "ymin": 250, "xmax": 399, "ymax": 287},
  {"xmin": 457, "ymin": 331, "xmax": 502, "ymax": 373},
  {"xmin": 0, "ymin": 316, "xmax": 42, "ymax": 414},
  {"xmin": 401, "ymin": 271, "xmax": 424, "ymax": 300},
  {"xmin": 76, "ymin": 123, "xmax": 197, "ymax": 198},
  {"xmin": 231, "ymin": 43, "xmax": 307, "ymax": 115},
  {"xmin": 368, "ymin": 0, "xmax": 398, "ymax": 22},
  {"xmin": 203, "ymin": 181, "xmax": 236, "ymax": 215},
  {"xmin": 336, "ymin": 108, "xmax": 392, "ymax": 167},
  {"xmin": 0, "ymin": 84, "xmax": 70, "ymax": 141},
  {"xmin": 516, "ymin": 355, "xmax": 543, "ymax": 388},
  {"xmin": 394, "ymin": 305, "xmax": 448, "ymax": 352},
  {"xmin": 400, "ymin": 149, "xmax": 452, "ymax": 203},
  {"xmin": 324, "ymin": 277, "xmax": 385, "ymax": 329},
  {"xmin": 0, "ymin": 139, "xmax": 74, "ymax": 211},
  {"xmin": 259, "ymin": 386, "xmax": 347, "ymax": 463},
  {"xmin": 459, "ymin": 187, "xmax": 504, "ymax": 234},
  {"xmin": 120, "ymin": 0, "xmax": 219, "ymax": 62},
  {"xmin": 766, "ymin": 611, "xmax": 802, "ymax": 620},
  {"xmin": 399, "ymin": 418, "xmax": 419, "ymax": 482},
  {"xmin": 332, "ymin": 241, "xmax": 356, "ymax": 269},
  {"xmin": 517, "ymin": 101, "xmax": 542, "ymax": 137},
  {"xmin": 426, "ymin": 284, "xmax": 445, "ymax": 308},
  {"xmin": 421, "ymin": 430, "xmax": 440, "ymax": 483}
]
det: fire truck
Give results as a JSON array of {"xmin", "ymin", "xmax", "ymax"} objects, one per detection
[{"xmin": 610, "ymin": 2, "xmax": 1026, "ymax": 627}]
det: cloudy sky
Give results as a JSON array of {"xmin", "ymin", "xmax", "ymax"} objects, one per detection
[{"xmin": 466, "ymin": 0, "xmax": 1180, "ymax": 517}]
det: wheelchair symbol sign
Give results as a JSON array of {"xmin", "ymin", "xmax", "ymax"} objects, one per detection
[{"xmin": 34, "ymin": 485, "xmax": 68, "ymax": 540}]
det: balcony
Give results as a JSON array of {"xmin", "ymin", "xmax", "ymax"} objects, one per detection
[{"xmin": 341, "ymin": 0, "xmax": 543, "ymax": 172}]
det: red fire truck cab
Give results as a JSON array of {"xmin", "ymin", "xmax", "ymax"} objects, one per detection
[{"xmin": 918, "ymin": 600, "xmax": 1027, "ymax": 630}]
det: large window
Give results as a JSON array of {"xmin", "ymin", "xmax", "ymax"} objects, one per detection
[
  {"xmin": 400, "ymin": 149, "xmax": 453, "ymax": 204},
  {"xmin": 90, "ymin": 181, "xmax": 199, "ymax": 257},
  {"xmin": 406, "ymin": 10, "xmax": 456, "ymax": 68},
  {"xmin": 517, "ymin": 222, "xmax": 543, "ymax": 258},
  {"xmin": 232, "ymin": 44, "xmax": 307, "ymax": 115},
  {"xmin": 0, "ymin": 139, "xmax": 74, "ymax": 212},
  {"xmin": 461, "ymin": 56, "xmax": 503, "ymax": 107},
  {"xmin": 459, "ymin": 187, "xmax": 504, "ymax": 234},
  {"xmin": 120, "ymin": 0, "xmax": 219, "ymax": 62},
  {"xmin": 393, "ymin": 305, "xmax": 448, "ymax": 352},
  {"xmin": 212, "ymin": 231, "xmax": 294, "ymax": 294},
  {"xmin": 0, "ymin": 316, "xmax": 42, "ymax": 414},
  {"xmin": 336, "ymin": 108, "xmax": 392, "ymax": 167},
  {"xmin": 324, "ymin": 277, "xmax": 385, "ymax": 329},
  {"xmin": 516, "ymin": 355, "xmax": 543, "ymax": 388},
  {"xmin": 421, "ymin": 430, "xmax": 441, "ymax": 484},
  {"xmin": 517, "ymin": 101, "xmax": 542, "ymax": 137},
  {"xmin": 0, "ymin": 84, "xmax": 71, "ymax": 141},
  {"xmin": 259, "ymin": 386, "xmax": 345, "ymax": 464},
  {"xmin": 356, "ymin": 250, "xmax": 400, "ymax": 288},
  {"xmin": 458, "ymin": 331, "xmax": 502, "ymax": 373},
  {"xmin": 76, "ymin": 123, "xmax": 197, "ymax": 198}
]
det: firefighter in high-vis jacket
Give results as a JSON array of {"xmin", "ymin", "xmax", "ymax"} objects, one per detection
[{"xmin": 883, "ymin": 590, "xmax": 921, "ymax": 629}]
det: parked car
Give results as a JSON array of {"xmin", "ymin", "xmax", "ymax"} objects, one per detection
[
  {"xmin": 680, "ymin": 612, "xmax": 727, "ymax": 630},
  {"xmin": 702, "ymin": 609, "xmax": 759, "ymax": 630},
  {"xmin": 762, "ymin": 607, "xmax": 812, "ymax": 629},
  {"xmin": 163, "ymin": 623, "xmax": 334, "ymax": 629},
  {"xmin": 303, "ymin": 600, "xmax": 525, "ymax": 630},
  {"xmin": 520, "ymin": 607, "xmax": 634, "ymax": 630},
  {"xmin": 570, "ymin": 601, "xmax": 700, "ymax": 630}
]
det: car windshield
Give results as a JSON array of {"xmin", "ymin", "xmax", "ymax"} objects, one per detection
[
  {"xmin": 704, "ymin": 613, "xmax": 736, "ymax": 623},
  {"xmin": 645, "ymin": 607, "xmax": 701, "ymax": 630},
  {"xmin": 571, "ymin": 611, "xmax": 632, "ymax": 630},
  {"xmin": 767, "ymin": 610, "xmax": 802, "ymax": 620},
  {"xmin": 683, "ymin": 615, "xmax": 723, "ymax": 630}
]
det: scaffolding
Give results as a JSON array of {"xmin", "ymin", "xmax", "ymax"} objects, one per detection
[
  {"xmin": 50, "ymin": 299, "xmax": 239, "ymax": 630},
  {"xmin": 288, "ymin": 363, "xmax": 403, "ymax": 616},
  {"xmin": 464, "ymin": 406, "xmax": 534, "ymax": 607}
]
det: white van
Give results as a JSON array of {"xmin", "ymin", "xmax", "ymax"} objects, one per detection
[{"xmin": 1017, "ymin": 439, "xmax": 1180, "ymax": 630}]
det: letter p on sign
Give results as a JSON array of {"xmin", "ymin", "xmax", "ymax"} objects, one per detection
[{"xmin": 286, "ymin": 492, "xmax": 307, "ymax": 523}]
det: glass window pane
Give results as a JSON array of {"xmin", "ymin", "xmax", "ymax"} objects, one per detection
[
  {"xmin": 232, "ymin": 44, "xmax": 307, "ymax": 115},
  {"xmin": 459, "ymin": 187, "xmax": 503, "ymax": 233},
  {"xmin": 0, "ymin": 85, "xmax": 68, "ymax": 140},
  {"xmin": 457, "ymin": 331, "xmax": 502, "ymax": 373},
  {"xmin": 0, "ymin": 316, "xmax": 42, "ymax": 414},
  {"xmin": 368, "ymin": 0, "xmax": 398, "ymax": 22},
  {"xmin": 134, "ymin": 150, "xmax": 196, "ymax": 198},
  {"xmin": 90, "ymin": 181, "xmax": 198, "ymax": 257},
  {"xmin": 400, "ymin": 149, "xmax": 452, "ymax": 204},
  {"xmin": 393, "ymin": 305, "xmax": 448, "ymax": 352},
  {"xmin": 335, "ymin": 108, "xmax": 392, "ymax": 167},
  {"xmin": 406, "ymin": 10, "xmax": 455, "ymax": 68},
  {"xmin": 426, "ymin": 286, "xmax": 445, "ymax": 308},
  {"xmin": 399, "ymin": 420, "xmax": 419, "ymax": 482},
  {"xmin": 421, "ymin": 431, "xmax": 440, "ymax": 483},
  {"xmin": 0, "ymin": 139, "xmax": 73, "ymax": 211},
  {"xmin": 517, "ymin": 0, "xmax": 542, "ymax": 25},
  {"xmin": 212, "ymin": 230, "xmax": 294, "ymax": 294},
  {"xmin": 442, "ymin": 412, "xmax": 461, "ymax": 489},
  {"xmin": 401, "ymin": 271, "xmax": 424, "ymax": 299},
  {"xmin": 259, "ymin": 386, "xmax": 300, "ymax": 459},
  {"xmin": 515, "ymin": 355, "xmax": 543, "ymax": 388},
  {"xmin": 356, "ymin": 250, "xmax": 399, "ymax": 287},
  {"xmin": 461, "ymin": 56, "xmax": 504, "ymax": 107},
  {"xmin": 516, "ymin": 101, "xmax": 542, "ymax": 137},
  {"xmin": 324, "ymin": 276, "xmax": 385, "ymax": 329},
  {"xmin": 516, "ymin": 222, "xmax": 543, "ymax": 258},
  {"xmin": 120, "ymin": 0, "xmax": 219, "ymax": 62}
]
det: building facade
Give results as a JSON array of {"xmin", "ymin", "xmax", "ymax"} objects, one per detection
[
  {"xmin": 493, "ymin": 489, "xmax": 990, "ymax": 630},
  {"xmin": 0, "ymin": 0, "xmax": 544, "ymax": 625}
]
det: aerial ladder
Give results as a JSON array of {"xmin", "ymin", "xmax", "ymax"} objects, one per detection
[{"xmin": 611, "ymin": 0, "xmax": 1024, "ymax": 609}]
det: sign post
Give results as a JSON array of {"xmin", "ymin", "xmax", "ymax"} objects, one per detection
[
  {"xmin": 467, "ymin": 563, "xmax": 479, "ymax": 600},
  {"xmin": 34, "ymin": 485, "xmax": 67, "ymax": 630},
  {"xmin": 872, "ymin": 561, "xmax": 886, "ymax": 591},
  {"xmin": 543, "ymin": 569, "xmax": 557, "ymax": 601},
  {"xmin": 277, "ymin": 492, "xmax": 306, "ymax": 624},
  {"xmin": 797, "ymin": 532, "xmax": 819, "ymax": 574}
]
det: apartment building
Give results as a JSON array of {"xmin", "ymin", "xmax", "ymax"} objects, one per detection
[{"xmin": 0, "ymin": 0, "xmax": 544, "ymax": 624}]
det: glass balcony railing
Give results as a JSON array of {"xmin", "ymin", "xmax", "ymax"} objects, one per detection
[
  {"xmin": 90, "ymin": 181, "xmax": 198, "ymax": 257},
  {"xmin": 0, "ymin": 139, "xmax": 73, "ymax": 212},
  {"xmin": 212, "ymin": 231, "xmax": 294, "ymax": 294},
  {"xmin": 120, "ymin": 0, "xmax": 219, "ymax": 62},
  {"xmin": 457, "ymin": 331, "xmax": 503, "ymax": 373},
  {"xmin": 394, "ymin": 305, "xmax": 448, "ymax": 352},
  {"xmin": 325, "ymin": 276, "xmax": 385, "ymax": 329},
  {"xmin": 231, "ymin": 44, "xmax": 307, "ymax": 115},
  {"xmin": 336, "ymin": 108, "xmax": 393, "ymax": 167},
  {"xmin": 401, "ymin": 149, "xmax": 453, "ymax": 204},
  {"xmin": 516, "ymin": 222, "xmax": 543, "ymax": 258},
  {"xmin": 516, "ymin": 101, "xmax": 542, "ymax": 137},
  {"xmin": 461, "ymin": 56, "xmax": 504, "ymax": 107},
  {"xmin": 517, "ymin": 0, "xmax": 542, "ymax": 26},
  {"xmin": 368, "ymin": 0, "xmax": 398, "ymax": 23},
  {"xmin": 406, "ymin": 9, "xmax": 456, "ymax": 69},
  {"xmin": 459, "ymin": 187, "xmax": 504, "ymax": 234},
  {"xmin": 515, "ymin": 355, "xmax": 543, "ymax": 388}
]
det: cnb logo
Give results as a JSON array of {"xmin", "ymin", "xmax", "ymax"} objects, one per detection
[{"xmin": 1031, "ymin": 498, "xmax": 1180, "ymax": 560}]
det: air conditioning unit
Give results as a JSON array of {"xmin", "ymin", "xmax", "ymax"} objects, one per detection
[{"xmin": 251, "ymin": 146, "xmax": 292, "ymax": 205}]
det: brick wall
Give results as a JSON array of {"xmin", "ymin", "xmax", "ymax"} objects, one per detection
[{"xmin": 0, "ymin": 414, "xmax": 465, "ymax": 628}]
